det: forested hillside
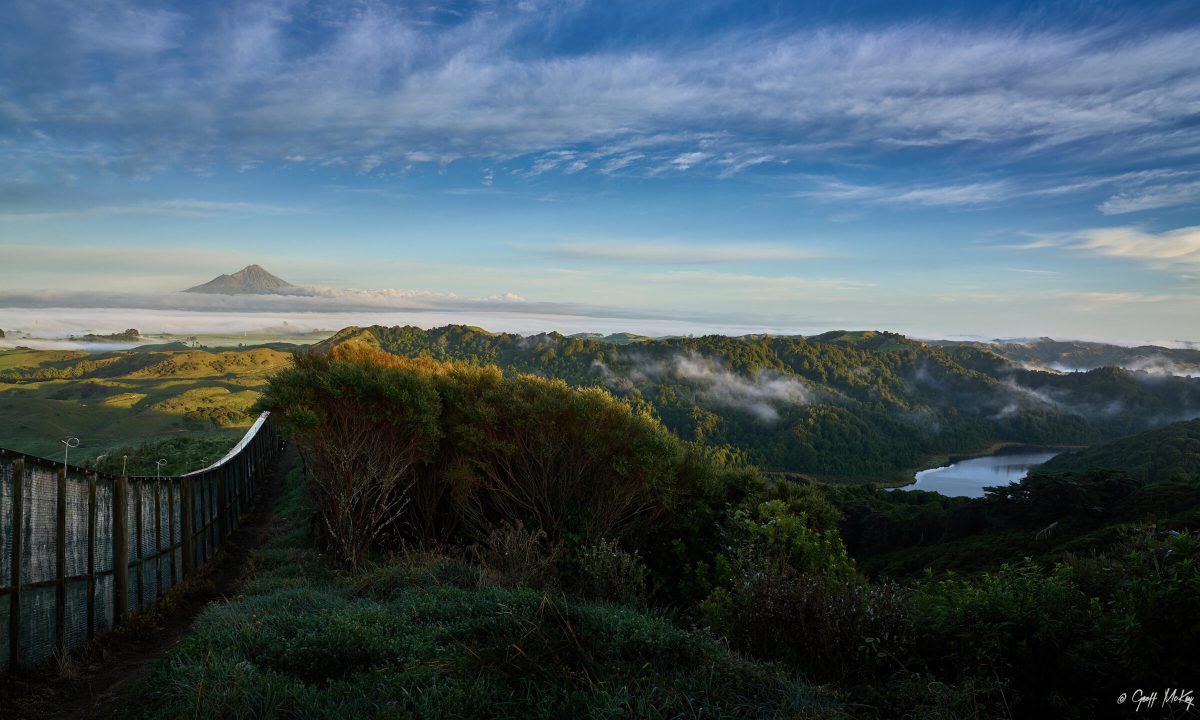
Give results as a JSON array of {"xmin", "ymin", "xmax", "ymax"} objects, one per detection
[
  {"xmin": 318, "ymin": 325, "xmax": 1200, "ymax": 479},
  {"xmin": 936, "ymin": 337, "xmax": 1200, "ymax": 375},
  {"xmin": 829, "ymin": 418, "xmax": 1200, "ymax": 577}
]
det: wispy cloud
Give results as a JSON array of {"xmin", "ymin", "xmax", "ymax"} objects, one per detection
[
  {"xmin": 523, "ymin": 241, "xmax": 827, "ymax": 264},
  {"xmin": 1013, "ymin": 225, "xmax": 1200, "ymax": 271},
  {"xmin": 798, "ymin": 169, "xmax": 1200, "ymax": 210},
  {"xmin": 643, "ymin": 270, "xmax": 871, "ymax": 295},
  {"xmin": 4, "ymin": 4, "xmax": 1199, "ymax": 179},
  {"xmin": 797, "ymin": 178, "xmax": 1015, "ymax": 207},
  {"xmin": 0, "ymin": 199, "xmax": 302, "ymax": 221},
  {"xmin": 1070, "ymin": 226, "xmax": 1200, "ymax": 269},
  {"xmin": 1099, "ymin": 180, "xmax": 1200, "ymax": 215}
]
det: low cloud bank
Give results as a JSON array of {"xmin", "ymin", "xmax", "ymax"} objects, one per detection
[{"xmin": 596, "ymin": 352, "xmax": 813, "ymax": 422}]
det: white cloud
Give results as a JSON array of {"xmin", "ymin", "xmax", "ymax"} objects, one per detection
[
  {"xmin": 1054, "ymin": 291, "xmax": 1174, "ymax": 311},
  {"xmin": 0, "ymin": 199, "xmax": 301, "ymax": 221},
  {"xmin": 597, "ymin": 352, "xmax": 813, "ymax": 422},
  {"xmin": 664, "ymin": 152, "xmax": 712, "ymax": 172},
  {"xmin": 797, "ymin": 178, "xmax": 1015, "ymax": 207},
  {"xmin": 1099, "ymin": 180, "xmax": 1200, "ymax": 215},
  {"xmin": 6, "ymin": 6, "xmax": 1198, "ymax": 178},
  {"xmin": 597, "ymin": 153, "xmax": 644, "ymax": 174},
  {"xmin": 1060, "ymin": 226, "xmax": 1200, "ymax": 270},
  {"xmin": 799, "ymin": 168, "xmax": 1200, "ymax": 210},
  {"xmin": 647, "ymin": 270, "xmax": 866, "ymax": 289},
  {"xmin": 525, "ymin": 241, "xmax": 826, "ymax": 264}
]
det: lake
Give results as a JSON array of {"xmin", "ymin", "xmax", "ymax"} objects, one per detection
[{"xmin": 900, "ymin": 449, "xmax": 1064, "ymax": 498}]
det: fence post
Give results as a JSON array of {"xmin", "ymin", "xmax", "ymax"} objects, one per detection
[
  {"xmin": 55, "ymin": 466, "xmax": 66, "ymax": 655},
  {"xmin": 181, "ymin": 477, "xmax": 192, "ymax": 578},
  {"xmin": 87, "ymin": 472, "xmax": 97, "ymax": 642},
  {"xmin": 10, "ymin": 459, "xmax": 24, "ymax": 669}
]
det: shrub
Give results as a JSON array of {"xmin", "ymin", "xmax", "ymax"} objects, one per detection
[
  {"xmin": 472, "ymin": 521, "xmax": 562, "ymax": 590},
  {"xmin": 258, "ymin": 346, "xmax": 443, "ymax": 566},
  {"xmin": 906, "ymin": 560, "xmax": 1106, "ymax": 715},
  {"xmin": 261, "ymin": 345, "xmax": 714, "ymax": 561},
  {"xmin": 702, "ymin": 548, "xmax": 912, "ymax": 684},
  {"xmin": 452, "ymin": 375, "xmax": 682, "ymax": 545},
  {"xmin": 574, "ymin": 537, "xmax": 649, "ymax": 605}
]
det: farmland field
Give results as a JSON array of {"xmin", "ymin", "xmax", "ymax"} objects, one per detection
[{"xmin": 0, "ymin": 344, "xmax": 296, "ymax": 460}]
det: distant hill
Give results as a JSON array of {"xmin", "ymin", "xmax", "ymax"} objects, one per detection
[
  {"xmin": 185, "ymin": 264, "xmax": 295, "ymax": 294},
  {"xmin": 568, "ymin": 332, "xmax": 653, "ymax": 345},
  {"xmin": 0, "ymin": 344, "xmax": 293, "ymax": 456},
  {"xmin": 68, "ymin": 328, "xmax": 141, "ymax": 343},
  {"xmin": 317, "ymin": 324, "xmax": 1200, "ymax": 479},
  {"xmin": 932, "ymin": 337, "xmax": 1200, "ymax": 376},
  {"xmin": 1041, "ymin": 418, "xmax": 1200, "ymax": 484}
]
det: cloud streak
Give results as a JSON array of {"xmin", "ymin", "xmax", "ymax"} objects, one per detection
[
  {"xmin": 525, "ymin": 241, "xmax": 826, "ymax": 264},
  {"xmin": 1052, "ymin": 226, "xmax": 1200, "ymax": 270}
]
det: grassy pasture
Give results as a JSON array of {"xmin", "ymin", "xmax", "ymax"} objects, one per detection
[{"xmin": 0, "ymin": 345, "xmax": 293, "ymax": 458}]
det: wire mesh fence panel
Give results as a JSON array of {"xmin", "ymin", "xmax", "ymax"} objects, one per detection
[
  {"xmin": 64, "ymin": 579, "xmax": 88, "ymax": 653},
  {"xmin": 93, "ymin": 573, "xmax": 113, "ymax": 635},
  {"xmin": 22, "ymin": 465, "xmax": 57, "ymax": 587},
  {"xmin": 0, "ymin": 599, "xmax": 9, "ymax": 671},
  {"xmin": 207, "ymin": 474, "xmax": 220, "ymax": 555},
  {"xmin": 158, "ymin": 480, "xmax": 172, "ymax": 591},
  {"xmin": 63, "ymin": 472, "xmax": 91, "ymax": 656},
  {"xmin": 126, "ymin": 482, "xmax": 138, "ymax": 611},
  {"xmin": 1, "ymin": 459, "xmax": 13, "ymax": 588},
  {"xmin": 95, "ymin": 478, "xmax": 113, "ymax": 574},
  {"xmin": 19, "ymin": 586, "xmax": 54, "ymax": 667},
  {"xmin": 172, "ymin": 478, "xmax": 182, "ymax": 545},
  {"xmin": 0, "ymin": 459, "xmax": 11, "ymax": 671},
  {"xmin": 138, "ymin": 483, "xmax": 157, "ymax": 606},
  {"xmin": 140, "ymin": 558, "xmax": 156, "ymax": 607},
  {"xmin": 65, "ymin": 472, "xmax": 88, "ymax": 580},
  {"xmin": 159, "ymin": 549, "xmax": 171, "ymax": 594}
]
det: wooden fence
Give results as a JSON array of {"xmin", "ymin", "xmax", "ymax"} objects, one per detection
[{"xmin": 0, "ymin": 412, "xmax": 279, "ymax": 671}]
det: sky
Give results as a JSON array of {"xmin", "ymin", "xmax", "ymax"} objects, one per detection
[{"xmin": 2, "ymin": 0, "xmax": 1199, "ymax": 343}]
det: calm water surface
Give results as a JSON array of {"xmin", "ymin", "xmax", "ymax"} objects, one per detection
[{"xmin": 902, "ymin": 450, "xmax": 1063, "ymax": 498}]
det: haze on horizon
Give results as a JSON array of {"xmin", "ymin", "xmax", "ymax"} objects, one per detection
[{"xmin": 2, "ymin": 0, "xmax": 1199, "ymax": 343}]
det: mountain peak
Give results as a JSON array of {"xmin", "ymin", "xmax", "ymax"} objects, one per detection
[{"xmin": 185, "ymin": 265, "xmax": 295, "ymax": 294}]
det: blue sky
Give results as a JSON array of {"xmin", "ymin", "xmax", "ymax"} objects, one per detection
[{"xmin": 2, "ymin": 0, "xmax": 1199, "ymax": 342}]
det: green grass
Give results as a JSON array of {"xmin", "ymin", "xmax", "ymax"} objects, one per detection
[
  {"xmin": 0, "ymin": 346, "xmax": 293, "ymax": 457},
  {"xmin": 109, "ymin": 469, "xmax": 846, "ymax": 720}
]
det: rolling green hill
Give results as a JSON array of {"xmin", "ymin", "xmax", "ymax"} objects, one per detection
[
  {"xmin": 1040, "ymin": 418, "xmax": 1200, "ymax": 483},
  {"xmin": 317, "ymin": 324, "xmax": 1200, "ymax": 480},
  {"xmin": 0, "ymin": 345, "xmax": 294, "ymax": 457},
  {"xmin": 935, "ymin": 336, "xmax": 1200, "ymax": 375}
]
